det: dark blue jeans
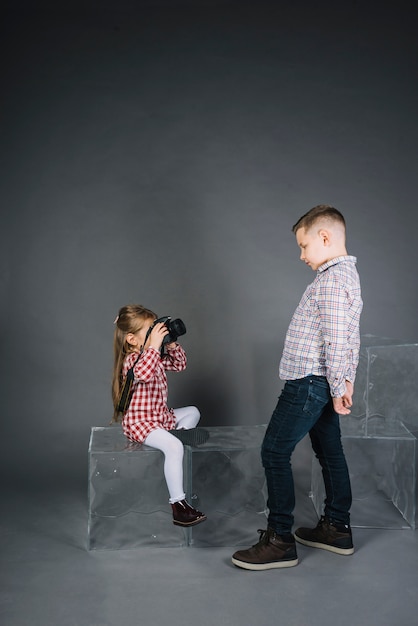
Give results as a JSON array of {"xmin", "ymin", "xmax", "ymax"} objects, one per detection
[{"xmin": 261, "ymin": 375, "xmax": 352, "ymax": 534}]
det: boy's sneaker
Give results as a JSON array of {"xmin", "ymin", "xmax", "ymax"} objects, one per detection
[
  {"xmin": 231, "ymin": 528, "xmax": 298, "ymax": 571},
  {"xmin": 295, "ymin": 516, "xmax": 354, "ymax": 555}
]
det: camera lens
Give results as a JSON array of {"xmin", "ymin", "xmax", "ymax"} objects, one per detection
[{"xmin": 162, "ymin": 318, "xmax": 187, "ymax": 344}]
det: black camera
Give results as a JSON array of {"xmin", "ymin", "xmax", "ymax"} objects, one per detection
[{"xmin": 154, "ymin": 316, "xmax": 186, "ymax": 345}]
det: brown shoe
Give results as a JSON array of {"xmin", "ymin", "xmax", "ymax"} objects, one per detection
[
  {"xmin": 171, "ymin": 500, "xmax": 207, "ymax": 527},
  {"xmin": 295, "ymin": 516, "xmax": 354, "ymax": 555},
  {"xmin": 231, "ymin": 528, "xmax": 298, "ymax": 571}
]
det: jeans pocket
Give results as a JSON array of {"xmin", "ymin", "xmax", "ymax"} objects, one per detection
[{"xmin": 302, "ymin": 380, "xmax": 329, "ymax": 417}]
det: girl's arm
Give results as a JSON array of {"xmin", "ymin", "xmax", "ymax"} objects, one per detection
[
  {"xmin": 162, "ymin": 343, "xmax": 187, "ymax": 371},
  {"xmin": 125, "ymin": 349, "xmax": 161, "ymax": 383}
]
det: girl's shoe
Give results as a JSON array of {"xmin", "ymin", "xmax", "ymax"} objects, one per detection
[
  {"xmin": 169, "ymin": 427, "xmax": 209, "ymax": 446},
  {"xmin": 171, "ymin": 500, "xmax": 207, "ymax": 526}
]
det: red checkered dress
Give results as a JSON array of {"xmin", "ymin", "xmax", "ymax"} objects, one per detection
[{"xmin": 121, "ymin": 344, "xmax": 187, "ymax": 443}]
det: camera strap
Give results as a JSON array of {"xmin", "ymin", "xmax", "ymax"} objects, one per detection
[{"xmin": 116, "ymin": 354, "xmax": 140, "ymax": 414}]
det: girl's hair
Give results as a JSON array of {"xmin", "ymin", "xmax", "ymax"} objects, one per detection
[{"xmin": 111, "ymin": 304, "xmax": 157, "ymax": 422}]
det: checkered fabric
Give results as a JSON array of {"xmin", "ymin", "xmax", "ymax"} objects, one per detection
[
  {"xmin": 279, "ymin": 256, "xmax": 363, "ymax": 398},
  {"xmin": 122, "ymin": 344, "xmax": 187, "ymax": 443}
]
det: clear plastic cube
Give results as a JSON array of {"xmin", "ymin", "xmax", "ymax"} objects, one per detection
[
  {"xmin": 88, "ymin": 427, "xmax": 188, "ymax": 549},
  {"xmin": 310, "ymin": 418, "xmax": 416, "ymax": 529},
  {"xmin": 351, "ymin": 336, "xmax": 418, "ymax": 437},
  {"xmin": 88, "ymin": 425, "xmax": 268, "ymax": 549},
  {"xmin": 187, "ymin": 425, "xmax": 268, "ymax": 547}
]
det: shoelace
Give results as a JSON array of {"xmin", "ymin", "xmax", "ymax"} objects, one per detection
[{"xmin": 253, "ymin": 529, "xmax": 269, "ymax": 547}]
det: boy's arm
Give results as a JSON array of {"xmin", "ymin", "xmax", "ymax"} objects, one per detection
[
  {"xmin": 346, "ymin": 342, "xmax": 360, "ymax": 386},
  {"xmin": 317, "ymin": 276, "xmax": 352, "ymax": 410}
]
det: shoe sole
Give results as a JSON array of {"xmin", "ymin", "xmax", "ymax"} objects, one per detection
[
  {"xmin": 169, "ymin": 428, "xmax": 210, "ymax": 446},
  {"xmin": 173, "ymin": 515, "xmax": 207, "ymax": 527},
  {"xmin": 231, "ymin": 557, "xmax": 298, "ymax": 571},
  {"xmin": 295, "ymin": 535, "xmax": 354, "ymax": 555}
]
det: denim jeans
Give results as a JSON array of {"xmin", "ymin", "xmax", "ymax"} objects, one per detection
[{"xmin": 261, "ymin": 375, "xmax": 352, "ymax": 534}]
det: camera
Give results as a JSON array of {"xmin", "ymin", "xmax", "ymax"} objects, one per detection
[{"xmin": 154, "ymin": 316, "xmax": 186, "ymax": 345}]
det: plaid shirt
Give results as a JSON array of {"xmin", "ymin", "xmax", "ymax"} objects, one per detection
[
  {"xmin": 279, "ymin": 255, "xmax": 362, "ymax": 397},
  {"xmin": 122, "ymin": 344, "xmax": 187, "ymax": 443}
]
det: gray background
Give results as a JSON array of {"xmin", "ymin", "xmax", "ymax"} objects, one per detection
[{"xmin": 1, "ymin": 0, "xmax": 417, "ymax": 489}]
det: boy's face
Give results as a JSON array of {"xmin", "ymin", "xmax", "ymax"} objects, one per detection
[{"xmin": 295, "ymin": 226, "xmax": 331, "ymax": 271}]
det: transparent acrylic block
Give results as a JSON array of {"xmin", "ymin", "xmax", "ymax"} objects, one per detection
[
  {"xmin": 187, "ymin": 425, "xmax": 268, "ymax": 547},
  {"xmin": 310, "ymin": 417, "xmax": 416, "ymax": 529},
  {"xmin": 351, "ymin": 336, "xmax": 418, "ymax": 437},
  {"xmin": 88, "ymin": 425, "xmax": 269, "ymax": 550},
  {"xmin": 88, "ymin": 427, "xmax": 188, "ymax": 550}
]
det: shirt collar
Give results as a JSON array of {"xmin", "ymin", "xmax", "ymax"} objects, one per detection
[{"xmin": 317, "ymin": 255, "xmax": 357, "ymax": 273}]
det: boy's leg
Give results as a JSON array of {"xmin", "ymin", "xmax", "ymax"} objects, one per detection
[
  {"xmin": 261, "ymin": 376, "xmax": 331, "ymax": 535},
  {"xmin": 232, "ymin": 376, "xmax": 331, "ymax": 571},
  {"xmin": 308, "ymin": 402, "xmax": 352, "ymax": 525},
  {"xmin": 294, "ymin": 404, "xmax": 354, "ymax": 555}
]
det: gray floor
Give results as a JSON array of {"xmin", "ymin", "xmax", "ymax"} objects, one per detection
[
  {"xmin": 2, "ymin": 461, "xmax": 418, "ymax": 626},
  {"xmin": 2, "ymin": 3, "xmax": 417, "ymax": 624}
]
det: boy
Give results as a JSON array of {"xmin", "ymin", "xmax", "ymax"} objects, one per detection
[{"xmin": 232, "ymin": 205, "xmax": 363, "ymax": 571}]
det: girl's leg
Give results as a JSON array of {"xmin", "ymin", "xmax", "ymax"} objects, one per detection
[
  {"xmin": 173, "ymin": 406, "xmax": 200, "ymax": 430},
  {"xmin": 145, "ymin": 427, "xmax": 207, "ymax": 527},
  {"xmin": 144, "ymin": 428, "xmax": 185, "ymax": 503}
]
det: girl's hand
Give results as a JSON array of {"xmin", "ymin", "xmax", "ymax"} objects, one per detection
[{"xmin": 148, "ymin": 322, "xmax": 169, "ymax": 351}]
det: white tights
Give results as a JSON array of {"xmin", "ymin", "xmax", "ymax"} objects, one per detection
[{"xmin": 144, "ymin": 406, "xmax": 200, "ymax": 504}]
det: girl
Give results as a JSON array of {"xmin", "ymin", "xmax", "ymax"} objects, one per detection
[{"xmin": 112, "ymin": 304, "xmax": 206, "ymax": 527}]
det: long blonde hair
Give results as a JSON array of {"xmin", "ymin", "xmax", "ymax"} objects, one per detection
[{"xmin": 111, "ymin": 304, "xmax": 157, "ymax": 422}]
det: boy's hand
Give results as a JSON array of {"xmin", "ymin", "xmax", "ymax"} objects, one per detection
[
  {"xmin": 333, "ymin": 398, "xmax": 351, "ymax": 415},
  {"xmin": 333, "ymin": 380, "xmax": 354, "ymax": 415},
  {"xmin": 149, "ymin": 322, "xmax": 169, "ymax": 351}
]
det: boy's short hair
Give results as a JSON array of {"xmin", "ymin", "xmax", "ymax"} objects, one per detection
[{"xmin": 292, "ymin": 205, "xmax": 346, "ymax": 234}]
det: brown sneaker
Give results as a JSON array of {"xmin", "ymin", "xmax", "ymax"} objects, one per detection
[
  {"xmin": 295, "ymin": 516, "xmax": 354, "ymax": 555},
  {"xmin": 171, "ymin": 500, "xmax": 207, "ymax": 527},
  {"xmin": 231, "ymin": 528, "xmax": 298, "ymax": 571}
]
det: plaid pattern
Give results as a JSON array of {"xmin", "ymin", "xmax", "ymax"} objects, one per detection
[
  {"xmin": 122, "ymin": 344, "xmax": 187, "ymax": 443},
  {"xmin": 279, "ymin": 256, "xmax": 362, "ymax": 398}
]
